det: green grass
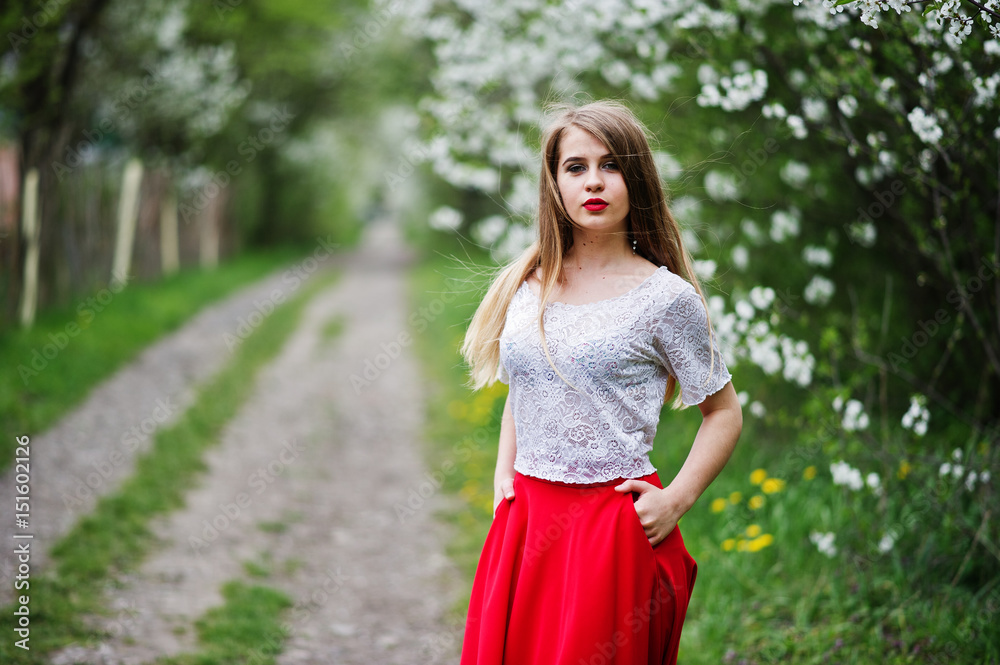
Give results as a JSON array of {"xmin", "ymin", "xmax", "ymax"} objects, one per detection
[
  {"xmin": 157, "ymin": 580, "xmax": 293, "ymax": 665},
  {"xmin": 0, "ymin": 266, "xmax": 340, "ymax": 664},
  {"xmin": 319, "ymin": 313, "xmax": 347, "ymax": 343},
  {"xmin": 0, "ymin": 245, "xmax": 314, "ymax": 474},
  {"xmin": 407, "ymin": 234, "xmax": 999, "ymax": 664}
]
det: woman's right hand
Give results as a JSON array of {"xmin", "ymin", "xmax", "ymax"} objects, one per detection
[{"xmin": 493, "ymin": 475, "xmax": 515, "ymax": 515}]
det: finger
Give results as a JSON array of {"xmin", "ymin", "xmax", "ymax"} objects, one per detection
[
  {"xmin": 614, "ymin": 479, "xmax": 637, "ymax": 493},
  {"xmin": 502, "ymin": 478, "xmax": 515, "ymax": 499},
  {"xmin": 617, "ymin": 479, "xmax": 655, "ymax": 495}
]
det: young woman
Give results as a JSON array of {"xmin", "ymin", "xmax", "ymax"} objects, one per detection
[{"xmin": 459, "ymin": 100, "xmax": 743, "ymax": 665}]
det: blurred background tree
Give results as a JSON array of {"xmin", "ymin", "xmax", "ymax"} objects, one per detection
[{"xmin": 0, "ymin": 0, "xmax": 426, "ymax": 325}]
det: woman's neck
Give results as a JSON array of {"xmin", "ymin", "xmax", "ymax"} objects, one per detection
[{"xmin": 562, "ymin": 229, "xmax": 632, "ymax": 273}]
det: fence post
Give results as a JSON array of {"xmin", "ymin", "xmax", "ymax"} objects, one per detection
[
  {"xmin": 111, "ymin": 157, "xmax": 144, "ymax": 287},
  {"xmin": 18, "ymin": 168, "xmax": 40, "ymax": 328}
]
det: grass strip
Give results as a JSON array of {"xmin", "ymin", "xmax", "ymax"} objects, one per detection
[
  {"xmin": 157, "ymin": 580, "xmax": 293, "ymax": 665},
  {"xmin": 1, "ymin": 246, "xmax": 307, "ymax": 473},
  {"xmin": 0, "ymin": 266, "xmax": 340, "ymax": 664}
]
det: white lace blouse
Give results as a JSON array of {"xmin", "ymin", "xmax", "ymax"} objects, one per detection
[{"xmin": 497, "ymin": 266, "xmax": 732, "ymax": 484}]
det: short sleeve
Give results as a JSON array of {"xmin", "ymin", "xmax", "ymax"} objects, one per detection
[{"xmin": 651, "ymin": 285, "xmax": 732, "ymax": 406}]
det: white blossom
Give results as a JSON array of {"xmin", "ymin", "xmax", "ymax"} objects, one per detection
[
  {"xmin": 908, "ymin": 107, "xmax": 944, "ymax": 145},
  {"xmin": 878, "ymin": 531, "xmax": 897, "ymax": 553},
  {"xmin": 741, "ymin": 218, "xmax": 765, "ymax": 244},
  {"xmin": 694, "ymin": 259, "xmax": 717, "ymax": 280},
  {"xmin": 780, "ymin": 160, "xmax": 811, "ymax": 188},
  {"xmin": 428, "ymin": 206, "xmax": 463, "ymax": 231},
  {"xmin": 749, "ymin": 286, "xmax": 776, "ymax": 309},
  {"xmin": 901, "ymin": 394, "xmax": 930, "ymax": 436},
  {"xmin": 786, "ymin": 114, "xmax": 808, "ymax": 139},
  {"xmin": 473, "ymin": 215, "xmax": 508, "ymax": 245},
  {"xmin": 810, "ymin": 531, "xmax": 838, "ymax": 558},
  {"xmin": 705, "ymin": 170, "xmax": 742, "ymax": 201},
  {"xmin": 804, "ymin": 275, "xmax": 836, "ymax": 305},
  {"xmin": 802, "ymin": 245, "xmax": 833, "ymax": 267},
  {"xmin": 731, "ymin": 245, "xmax": 750, "ymax": 271},
  {"xmin": 837, "ymin": 94, "xmax": 859, "ymax": 118},
  {"xmin": 831, "ymin": 460, "xmax": 864, "ymax": 490},
  {"xmin": 842, "ymin": 399, "xmax": 870, "ymax": 431},
  {"xmin": 770, "ymin": 209, "xmax": 801, "ymax": 242}
]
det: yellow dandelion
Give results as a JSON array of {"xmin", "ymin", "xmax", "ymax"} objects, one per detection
[
  {"xmin": 736, "ymin": 539, "xmax": 749, "ymax": 552},
  {"xmin": 710, "ymin": 498, "xmax": 727, "ymax": 513},
  {"xmin": 729, "ymin": 491, "xmax": 743, "ymax": 505},
  {"xmin": 748, "ymin": 494, "xmax": 765, "ymax": 510},
  {"xmin": 897, "ymin": 460, "xmax": 912, "ymax": 480},
  {"xmin": 747, "ymin": 533, "xmax": 774, "ymax": 552},
  {"xmin": 750, "ymin": 468, "xmax": 768, "ymax": 485},
  {"xmin": 803, "ymin": 465, "xmax": 817, "ymax": 480},
  {"xmin": 761, "ymin": 478, "xmax": 786, "ymax": 494},
  {"xmin": 721, "ymin": 538, "xmax": 736, "ymax": 551},
  {"xmin": 745, "ymin": 524, "xmax": 762, "ymax": 538}
]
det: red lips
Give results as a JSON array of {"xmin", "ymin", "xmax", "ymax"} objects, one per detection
[{"xmin": 584, "ymin": 198, "xmax": 608, "ymax": 211}]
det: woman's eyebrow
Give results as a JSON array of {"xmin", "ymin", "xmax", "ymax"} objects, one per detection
[{"xmin": 561, "ymin": 153, "xmax": 615, "ymax": 166}]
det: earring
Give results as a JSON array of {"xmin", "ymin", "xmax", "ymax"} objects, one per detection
[{"xmin": 632, "ymin": 237, "xmax": 637, "ymax": 254}]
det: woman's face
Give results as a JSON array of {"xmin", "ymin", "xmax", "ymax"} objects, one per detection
[{"xmin": 555, "ymin": 125, "xmax": 630, "ymax": 236}]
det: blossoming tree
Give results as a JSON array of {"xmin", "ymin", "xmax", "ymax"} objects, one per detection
[{"xmin": 400, "ymin": 0, "xmax": 999, "ymax": 644}]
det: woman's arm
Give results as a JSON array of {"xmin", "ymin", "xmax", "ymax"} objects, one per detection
[
  {"xmin": 616, "ymin": 380, "xmax": 743, "ymax": 546},
  {"xmin": 493, "ymin": 393, "xmax": 517, "ymax": 514}
]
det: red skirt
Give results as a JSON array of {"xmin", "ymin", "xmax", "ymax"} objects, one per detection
[{"xmin": 460, "ymin": 471, "xmax": 698, "ymax": 665}]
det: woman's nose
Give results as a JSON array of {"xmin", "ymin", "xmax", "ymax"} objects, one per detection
[{"xmin": 585, "ymin": 169, "xmax": 604, "ymax": 191}]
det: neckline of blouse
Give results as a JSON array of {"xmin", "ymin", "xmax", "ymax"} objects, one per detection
[{"xmin": 521, "ymin": 265, "xmax": 667, "ymax": 309}]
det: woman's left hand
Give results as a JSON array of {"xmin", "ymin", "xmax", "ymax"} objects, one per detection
[{"xmin": 614, "ymin": 480, "xmax": 686, "ymax": 547}]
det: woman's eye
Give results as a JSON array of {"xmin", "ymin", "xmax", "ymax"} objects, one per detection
[
  {"xmin": 567, "ymin": 164, "xmax": 585, "ymax": 173},
  {"xmin": 602, "ymin": 161, "xmax": 619, "ymax": 170}
]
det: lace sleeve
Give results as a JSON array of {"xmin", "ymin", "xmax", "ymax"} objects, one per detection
[
  {"xmin": 496, "ymin": 358, "xmax": 510, "ymax": 385},
  {"xmin": 651, "ymin": 285, "xmax": 732, "ymax": 406}
]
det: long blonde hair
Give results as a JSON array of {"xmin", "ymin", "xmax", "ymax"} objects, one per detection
[{"xmin": 461, "ymin": 100, "xmax": 713, "ymax": 408}]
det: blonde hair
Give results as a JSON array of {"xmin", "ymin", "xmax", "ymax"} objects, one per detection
[{"xmin": 461, "ymin": 100, "xmax": 714, "ymax": 408}]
